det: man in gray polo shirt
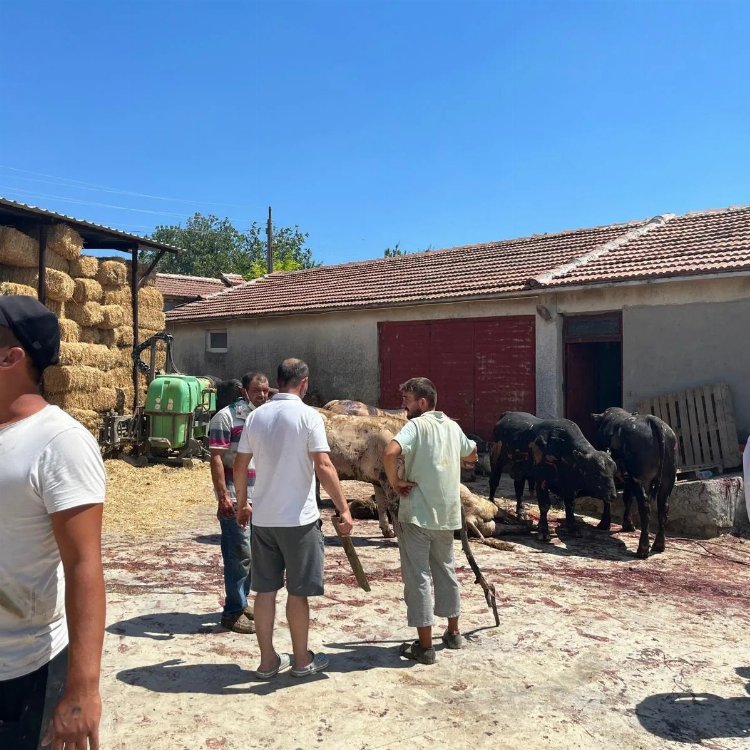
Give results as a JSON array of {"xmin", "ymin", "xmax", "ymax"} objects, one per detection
[{"xmin": 233, "ymin": 358, "xmax": 354, "ymax": 679}]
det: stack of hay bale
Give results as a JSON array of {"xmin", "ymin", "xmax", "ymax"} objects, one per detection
[{"xmin": 0, "ymin": 224, "xmax": 167, "ymax": 436}]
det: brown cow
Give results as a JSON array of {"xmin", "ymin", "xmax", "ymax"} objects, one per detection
[
  {"xmin": 323, "ymin": 399, "xmax": 407, "ymax": 419},
  {"xmin": 319, "ymin": 411, "xmax": 509, "ymax": 539}
]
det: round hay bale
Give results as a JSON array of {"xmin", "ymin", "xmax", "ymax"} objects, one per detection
[
  {"xmin": 97, "ymin": 260, "xmax": 128, "ymax": 286},
  {"xmin": 70, "ymin": 255, "xmax": 99, "ymax": 279},
  {"xmin": 43, "ymin": 365, "xmax": 102, "ymax": 393},
  {"xmin": 0, "ymin": 281, "xmax": 37, "ymax": 298},
  {"xmin": 67, "ymin": 301, "xmax": 103, "ymax": 327},
  {"xmin": 59, "ymin": 318, "xmax": 80, "ymax": 343},
  {"xmin": 48, "ymin": 224, "xmax": 83, "ymax": 261},
  {"xmin": 99, "ymin": 305, "xmax": 126, "ymax": 329},
  {"xmin": 65, "ymin": 408, "xmax": 101, "ymax": 437},
  {"xmin": 73, "ymin": 278, "xmax": 103, "ymax": 304}
]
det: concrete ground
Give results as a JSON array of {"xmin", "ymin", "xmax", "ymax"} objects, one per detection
[{"xmin": 100, "ymin": 476, "xmax": 750, "ymax": 750}]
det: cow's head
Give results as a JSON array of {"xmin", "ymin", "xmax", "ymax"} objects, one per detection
[{"xmin": 577, "ymin": 448, "xmax": 617, "ymax": 503}]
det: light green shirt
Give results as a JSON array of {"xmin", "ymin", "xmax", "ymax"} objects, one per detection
[{"xmin": 394, "ymin": 411, "xmax": 476, "ymax": 530}]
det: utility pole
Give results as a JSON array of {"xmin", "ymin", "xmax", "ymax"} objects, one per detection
[{"xmin": 266, "ymin": 206, "xmax": 273, "ymax": 274}]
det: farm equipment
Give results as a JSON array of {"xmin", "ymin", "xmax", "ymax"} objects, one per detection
[{"xmin": 100, "ymin": 332, "xmax": 218, "ymax": 466}]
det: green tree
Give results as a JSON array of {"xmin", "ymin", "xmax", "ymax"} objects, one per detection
[
  {"xmin": 383, "ymin": 242, "xmax": 405, "ymax": 257},
  {"xmin": 145, "ymin": 213, "xmax": 319, "ymax": 278}
]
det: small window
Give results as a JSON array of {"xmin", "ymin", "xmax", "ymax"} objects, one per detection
[{"xmin": 206, "ymin": 330, "xmax": 228, "ymax": 353}]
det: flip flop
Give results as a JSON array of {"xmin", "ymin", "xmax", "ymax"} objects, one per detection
[{"xmin": 254, "ymin": 652, "xmax": 291, "ymax": 680}]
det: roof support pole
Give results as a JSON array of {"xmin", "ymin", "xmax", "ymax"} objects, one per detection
[
  {"xmin": 131, "ymin": 244, "xmax": 140, "ymax": 412},
  {"xmin": 37, "ymin": 224, "xmax": 49, "ymax": 305}
]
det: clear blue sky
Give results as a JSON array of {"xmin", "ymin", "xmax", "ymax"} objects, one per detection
[{"xmin": 1, "ymin": 0, "xmax": 749, "ymax": 265}]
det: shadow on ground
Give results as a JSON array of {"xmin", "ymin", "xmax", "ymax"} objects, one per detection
[
  {"xmin": 107, "ymin": 612, "xmax": 224, "ymax": 640},
  {"xmin": 635, "ymin": 667, "xmax": 750, "ymax": 743}
]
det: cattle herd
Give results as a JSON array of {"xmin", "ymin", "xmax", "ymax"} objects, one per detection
[{"xmin": 319, "ymin": 400, "xmax": 678, "ymax": 560}]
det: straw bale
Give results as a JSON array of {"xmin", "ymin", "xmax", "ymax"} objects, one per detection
[
  {"xmin": 138, "ymin": 308, "xmax": 166, "ymax": 330},
  {"xmin": 0, "ymin": 281, "xmax": 37, "ymax": 298},
  {"xmin": 48, "ymin": 224, "xmax": 83, "ymax": 261},
  {"xmin": 59, "ymin": 318, "xmax": 80, "ymax": 343},
  {"xmin": 59, "ymin": 342, "xmax": 117, "ymax": 370},
  {"xmin": 66, "ymin": 408, "xmax": 101, "ymax": 437},
  {"xmin": 45, "ymin": 299, "xmax": 65, "ymax": 317},
  {"xmin": 73, "ymin": 278, "xmax": 103, "ymax": 304},
  {"xmin": 48, "ymin": 387, "xmax": 118, "ymax": 413},
  {"xmin": 97, "ymin": 260, "xmax": 128, "ymax": 286},
  {"xmin": 46, "ymin": 251, "xmax": 71, "ymax": 274},
  {"xmin": 99, "ymin": 304, "xmax": 126, "ymax": 329},
  {"xmin": 0, "ymin": 266, "xmax": 74, "ymax": 302},
  {"xmin": 67, "ymin": 301, "xmax": 103, "ymax": 327},
  {"xmin": 102, "ymin": 285, "xmax": 163, "ymax": 311},
  {"xmin": 0, "ymin": 226, "xmax": 38, "ymax": 267},
  {"xmin": 44, "ymin": 365, "xmax": 102, "ymax": 393},
  {"xmin": 102, "ymin": 286, "xmax": 130, "ymax": 306},
  {"xmin": 100, "ymin": 326, "xmax": 134, "ymax": 347},
  {"xmin": 79, "ymin": 327, "xmax": 100, "ymax": 344},
  {"xmin": 109, "ymin": 366, "xmax": 135, "ymax": 389},
  {"xmin": 70, "ymin": 255, "xmax": 99, "ymax": 278},
  {"xmin": 139, "ymin": 286, "xmax": 163, "ymax": 310}
]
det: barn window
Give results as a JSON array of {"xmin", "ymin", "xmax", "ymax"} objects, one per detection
[{"xmin": 206, "ymin": 330, "xmax": 228, "ymax": 353}]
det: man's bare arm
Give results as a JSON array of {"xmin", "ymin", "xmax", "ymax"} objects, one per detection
[
  {"xmin": 312, "ymin": 452, "xmax": 354, "ymax": 535},
  {"xmin": 233, "ymin": 451, "xmax": 253, "ymax": 527},
  {"xmin": 47, "ymin": 503, "xmax": 105, "ymax": 750},
  {"xmin": 384, "ymin": 440, "xmax": 415, "ymax": 496},
  {"xmin": 210, "ymin": 449, "xmax": 234, "ymax": 519}
]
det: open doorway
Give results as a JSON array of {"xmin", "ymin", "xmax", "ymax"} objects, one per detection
[{"xmin": 564, "ymin": 313, "xmax": 622, "ymax": 441}]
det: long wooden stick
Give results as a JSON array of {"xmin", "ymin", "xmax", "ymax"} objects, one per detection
[{"xmin": 460, "ymin": 508, "xmax": 500, "ymax": 626}]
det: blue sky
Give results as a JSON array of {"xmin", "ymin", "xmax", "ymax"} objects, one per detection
[{"xmin": 1, "ymin": 0, "xmax": 749, "ymax": 265}]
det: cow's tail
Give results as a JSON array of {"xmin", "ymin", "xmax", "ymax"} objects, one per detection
[{"xmin": 646, "ymin": 415, "xmax": 666, "ymax": 501}]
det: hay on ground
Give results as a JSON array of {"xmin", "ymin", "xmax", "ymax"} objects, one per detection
[
  {"xmin": 59, "ymin": 318, "xmax": 80, "ymax": 343},
  {"xmin": 70, "ymin": 255, "xmax": 99, "ymax": 278},
  {"xmin": 66, "ymin": 301, "xmax": 103, "ymax": 327},
  {"xmin": 44, "ymin": 365, "xmax": 102, "ymax": 393},
  {"xmin": 99, "ymin": 304, "xmax": 126, "ymax": 329},
  {"xmin": 97, "ymin": 260, "xmax": 128, "ymax": 286},
  {"xmin": 73, "ymin": 278, "xmax": 103, "ymax": 303},
  {"xmin": 103, "ymin": 459, "xmax": 213, "ymax": 535},
  {"xmin": 0, "ymin": 281, "xmax": 37, "ymax": 298},
  {"xmin": 48, "ymin": 224, "xmax": 83, "ymax": 260}
]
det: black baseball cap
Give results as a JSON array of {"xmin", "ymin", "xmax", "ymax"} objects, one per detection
[{"xmin": 0, "ymin": 295, "xmax": 60, "ymax": 372}]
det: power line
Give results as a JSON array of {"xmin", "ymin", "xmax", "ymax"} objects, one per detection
[{"xmin": 0, "ymin": 165, "xmax": 248, "ymax": 210}]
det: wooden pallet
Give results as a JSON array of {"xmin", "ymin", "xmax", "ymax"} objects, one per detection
[{"xmin": 637, "ymin": 383, "xmax": 741, "ymax": 473}]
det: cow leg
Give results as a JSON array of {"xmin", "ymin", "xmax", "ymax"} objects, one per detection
[
  {"xmin": 563, "ymin": 494, "xmax": 582, "ymax": 537},
  {"xmin": 651, "ymin": 484, "xmax": 669, "ymax": 554},
  {"xmin": 621, "ymin": 482, "xmax": 636, "ymax": 532},
  {"xmin": 374, "ymin": 483, "xmax": 396, "ymax": 539},
  {"xmin": 513, "ymin": 476, "xmax": 526, "ymax": 518},
  {"xmin": 631, "ymin": 478, "xmax": 651, "ymax": 559},
  {"xmin": 536, "ymin": 481, "xmax": 552, "ymax": 542},
  {"xmin": 596, "ymin": 498, "xmax": 612, "ymax": 531},
  {"xmin": 527, "ymin": 476, "xmax": 535, "ymax": 498}
]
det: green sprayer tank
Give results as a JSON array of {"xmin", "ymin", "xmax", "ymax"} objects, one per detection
[{"xmin": 144, "ymin": 375, "xmax": 216, "ymax": 454}]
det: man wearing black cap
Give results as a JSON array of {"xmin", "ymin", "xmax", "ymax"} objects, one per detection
[{"xmin": 0, "ymin": 296, "xmax": 106, "ymax": 750}]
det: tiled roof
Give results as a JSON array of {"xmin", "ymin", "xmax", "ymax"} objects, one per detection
[
  {"xmin": 166, "ymin": 204, "xmax": 750, "ymax": 323},
  {"xmin": 155, "ymin": 273, "xmax": 233, "ymax": 299}
]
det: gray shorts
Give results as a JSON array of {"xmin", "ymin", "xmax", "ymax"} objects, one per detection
[{"xmin": 251, "ymin": 520, "xmax": 325, "ymax": 596}]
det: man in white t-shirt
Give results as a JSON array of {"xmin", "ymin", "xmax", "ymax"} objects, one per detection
[
  {"xmin": 0, "ymin": 296, "xmax": 106, "ymax": 750},
  {"xmin": 233, "ymin": 358, "xmax": 354, "ymax": 679}
]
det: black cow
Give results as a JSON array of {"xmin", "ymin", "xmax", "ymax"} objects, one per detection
[
  {"xmin": 592, "ymin": 407, "xmax": 676, "ymax": 559},
  {"xmin": 489, "ymin": 412, "xmax": 618, "ymax": 542},
  {"xmin": 488, "ymin": 412, "xmax": 538, "ymax": 516}
]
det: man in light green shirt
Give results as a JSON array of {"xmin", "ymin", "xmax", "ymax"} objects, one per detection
[{"xmin": 384, "ymin": 377, "xmax": 477, "ymax": 665}]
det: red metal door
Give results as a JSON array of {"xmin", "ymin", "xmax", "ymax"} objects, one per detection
[{"xmin": 379, "ymin": 316, "xmax": 535, "ymax": 440}]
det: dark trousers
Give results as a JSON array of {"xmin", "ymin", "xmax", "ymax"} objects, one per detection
[{"xmin": 0, "ymin": 647, "xmax": 68, "ymax": 750}]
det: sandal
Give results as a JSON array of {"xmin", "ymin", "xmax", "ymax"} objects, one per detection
[
  {"xmin": 399, "ymin": 640, "xmax": 436, "ymax": 665},
  {"xmin": 254, "ymin": 652, "xmax": 291, "ymax": 680},
  {"xmin": 441, "ymin": 631, "xmax": 464, "ymax": 650}
]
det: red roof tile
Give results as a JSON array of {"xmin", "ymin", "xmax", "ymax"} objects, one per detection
[
  {"xmin": 156, "ymin": 273, "xmax": 234, "ymax": 299},
  {"xmin": 166, "ymin": 205, "xmax": 750, "ymax": 323}
]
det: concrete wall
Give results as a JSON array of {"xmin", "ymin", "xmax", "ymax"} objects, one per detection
[{"xmin": 167, "ymin": 274, "xmax": 750, "ymax": 430}]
